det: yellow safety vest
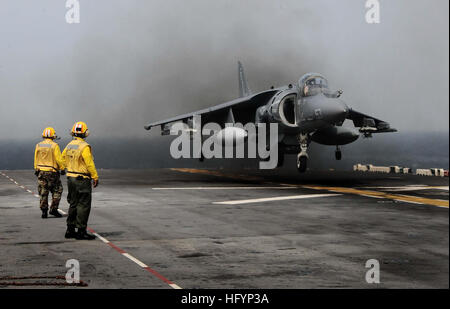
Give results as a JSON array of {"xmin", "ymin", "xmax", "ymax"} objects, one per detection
[
  {"xmin": 35, "ymin": 140, "xmax": 59, "ymax": 172},
  {"xmin": 65, "ymin": 139, "xmax": 91, "ymax": 178}
]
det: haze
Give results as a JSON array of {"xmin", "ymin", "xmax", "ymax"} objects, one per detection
[{"xmin": 0, "ymin": 0, "xmax": 448, "ymax": 141}]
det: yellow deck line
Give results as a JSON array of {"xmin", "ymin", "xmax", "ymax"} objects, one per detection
[
  {"xmin": 170, "ymin": 168, "xmax": 264, "ymax": 182},
  {"xmin": 301, "ymin": 185, "xmax": 449, "ymax": 208},
  {"xmin": 170, "ymin": 168, "xmax": 449, "ymax": 208}
]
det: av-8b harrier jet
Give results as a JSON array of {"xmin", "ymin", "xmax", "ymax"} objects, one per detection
[{"xmin": 145, "ymin": 62, "xmax": 396, "ymax": 172}]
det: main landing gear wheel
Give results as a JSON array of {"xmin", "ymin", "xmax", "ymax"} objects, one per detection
[
  {"xmin": 335, "ymin": 147, "xmax": 342, "ymax": 160},
  {"xmin": 277, "ymin": 147, "xmax": 285, "ymax": 168},
  {"xmin": 297, "ymin": 154, "xmax": 308, "ymax": 173}
]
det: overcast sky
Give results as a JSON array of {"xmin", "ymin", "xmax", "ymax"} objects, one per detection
[{"xmin": 0, "ymin": 0, "xmax": 448, "ymax": 140}]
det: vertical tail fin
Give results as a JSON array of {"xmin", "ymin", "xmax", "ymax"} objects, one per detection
[{"xmin": 238, "ymin": 61, "xmax": 252, "ymax": 98}]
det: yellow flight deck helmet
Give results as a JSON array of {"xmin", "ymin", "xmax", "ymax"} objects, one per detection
[
  {"xmin": 42, "ymin": 127, "xmax": 57, "ymax": 139},
  {"xmin": 71, "ymin": 121, "xmax": 90, "ymax": 137}
]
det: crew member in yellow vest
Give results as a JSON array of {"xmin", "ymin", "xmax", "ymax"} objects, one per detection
[
  {"xmin": 62, "ymin": 121, "xmax": 99, "ymax": 240},
  {"xmin": 34, "ymin": 127, "xmax": 65, "ymax": 218}
]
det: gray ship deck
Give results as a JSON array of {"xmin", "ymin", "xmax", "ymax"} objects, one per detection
[{"xmin": 0, "ymin": 169, "xmax": 448, "ymax": 288}]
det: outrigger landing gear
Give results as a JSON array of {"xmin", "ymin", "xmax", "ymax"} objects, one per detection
[
  {"xmin": 335, "ymin": 146, "xmax": 342, "ymax": 160},
  {"xmin": 296, "ymin": 133, "xmax": 309, "ymax": 173}
]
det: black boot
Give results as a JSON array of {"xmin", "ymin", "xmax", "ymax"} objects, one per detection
[
  {"xmin": 65, "ymin": 226, "xmax": 77, "ymax": 239},
  {"xmin": 75, "ymin": 228, "xmax": 95, "ymax": 240},
  {"xmin": 49, "ymin": 209, "xmax": 62, "ymax": 218},
  {"xmin": 41, "ymin": 209, "xmax": 48, "ymax": 219}
]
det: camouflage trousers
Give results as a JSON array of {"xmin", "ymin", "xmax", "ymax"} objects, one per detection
[
  {"xmin": 37, "ymin": 171, "xmax": 63, "ymax": 211},
  {"xmin": 66, "ymin": 176, "xmax": 92, "ymax": 229}
]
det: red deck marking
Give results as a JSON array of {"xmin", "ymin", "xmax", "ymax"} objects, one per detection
[
  {"xmin": 144, "ymin": 267, "xmax": 175, "ymax": 285},
  {"xmin": 1, "ymin": 172, "xmax": 182, "ymax": 289}
]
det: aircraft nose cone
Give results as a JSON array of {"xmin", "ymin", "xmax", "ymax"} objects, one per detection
[{"xmin": 324, "ymin": 100, "xmax": 348, "ymax": 124}]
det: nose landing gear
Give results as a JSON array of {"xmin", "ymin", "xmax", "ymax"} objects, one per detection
[
  {"xmin": 297, "ymin": 154, "xmax": 308, "ymax": 173},
  {"xmin": 297, "ymin": 133, "xmax": 309, "ymax": 173},
  {"xmin": 335, "ymin": 146, "xmax": 342, "ymax": 160}
]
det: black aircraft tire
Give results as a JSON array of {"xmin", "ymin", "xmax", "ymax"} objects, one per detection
[
  {"xmin": 335, "ymin": 150, "xmax": 342, "ymax": 160},
  {"xmin": 297, "ymin": 155, "xmax": 307, "ymax": 173},
  {"xmin": 277, "ymin": 148, "xmax": 285, "ymax": 168}
]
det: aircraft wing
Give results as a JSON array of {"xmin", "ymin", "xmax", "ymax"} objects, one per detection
[
  {"xmin": 144, "ymin": 89, "xmax": 279, "ymax": 132},
  {"xmin": 347, "ymin": 108, "xmax": 397, "ymax": 134}
]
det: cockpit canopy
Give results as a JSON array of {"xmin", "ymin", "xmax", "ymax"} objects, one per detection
[{"xmin": 298, "ymin": 73, "xmax": 329, "ymax": 97}]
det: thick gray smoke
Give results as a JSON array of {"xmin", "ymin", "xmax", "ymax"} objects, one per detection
[{"xmin": 0, "ymin": 0, "xmax": 448, "ymax": 169}]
